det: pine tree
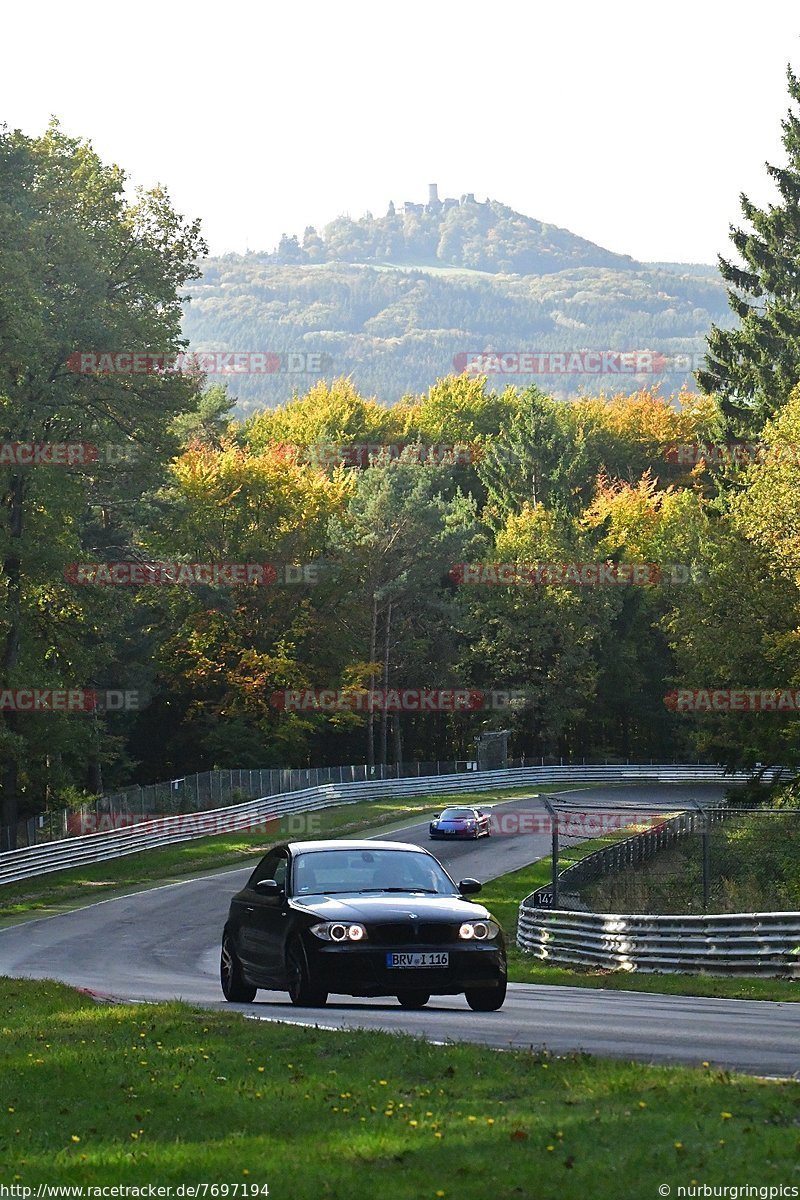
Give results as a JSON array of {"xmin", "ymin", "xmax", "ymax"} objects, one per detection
[{"xmin": 698, "ymin": 66, "xmax": 800, "ymax": 433}]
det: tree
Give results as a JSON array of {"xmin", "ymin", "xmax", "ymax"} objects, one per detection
[
  {"xmin": 0, "ymin": 121, "xmax": 206, "ymax": 844},
  {"xmin": 323, "ymin": 465, "xmax": 480, "ymax": 766},
  {"xmin": 698, "ymin": 67, "xmax": 800, "ymax": 432},
  {"xmin": 478, "ymin": 386, "xmax": 583, "ymax": 519}
]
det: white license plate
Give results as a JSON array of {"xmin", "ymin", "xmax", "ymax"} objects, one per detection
[{"xmin": 386, "ymin": 952, "xmax": 449, "ymax": 968}]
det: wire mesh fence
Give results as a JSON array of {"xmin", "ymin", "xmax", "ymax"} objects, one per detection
[
  {"xmin": 1, "ymin": 755, "xmax": 715, "ymax": 850},
  {"xmin": 530, "ymin": 798, "xmax": 800, "ymax": 916}
]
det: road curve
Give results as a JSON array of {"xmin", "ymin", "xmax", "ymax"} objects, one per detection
[{"xmin": 1, "ymin": 785, "xmax": 797, "ymax": 1078}]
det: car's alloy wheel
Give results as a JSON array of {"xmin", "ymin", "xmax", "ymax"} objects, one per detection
[
  {"xmin": 286, "ymin": 939, "xmax": 328, "ymax": 1007},
  {"xmin": 465, "ymin": 978, "xmax": 507, "ymax": 1011},
  {"xmin": 220, "ymin": 933, "xmax": 257, "ymax": 1003},
  {"xmin": 396, "ymin": 991, "xmax": 430, "ymax": 1009}
]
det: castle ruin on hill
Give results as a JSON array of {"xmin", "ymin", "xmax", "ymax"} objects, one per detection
[{"xmin": 396, "ymin": 184, "xmax": 480, "ymax": 217}]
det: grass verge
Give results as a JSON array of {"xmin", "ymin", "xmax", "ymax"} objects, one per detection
[
  {"xmin": 1, "ymin": 978, "xmax": 797, "ymax": 1195},
  {"xmin": 480, "ymin": 859, "xmax": 800, "ymax": 1001}
]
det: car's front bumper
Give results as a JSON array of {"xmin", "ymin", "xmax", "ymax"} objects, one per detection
[
  {"xmin": 306, "ymin": 939, "xmax": 506, "ymax": 997},
  {"xmin": 429, "ymin": 827, "xmax": 479, "ymax": 839}
]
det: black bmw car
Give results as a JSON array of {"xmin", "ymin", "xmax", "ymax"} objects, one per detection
[{"xmin": 220, "ymin": 839, "xmax": 507, "ymax": 1011}]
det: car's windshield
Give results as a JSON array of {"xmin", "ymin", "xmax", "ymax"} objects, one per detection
[
  {"xmin": 292, "ymin": 848, "xmax": 459, "ymax": 897},
  {"xmin": 440, "ymin": 808, "xmax": 477, "ymax": 819}
]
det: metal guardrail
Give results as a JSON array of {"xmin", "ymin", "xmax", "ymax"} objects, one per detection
[
  {"xmin": 2, "ymin": 760, "xmax": 484, "ymax": 848},
  {"xmin": 516, "ymin": 907, "xmax": 800, "ymax": 977},
  {"xmin": 0, "ymin": 763, "xmax": 744, "ymax": 886}
]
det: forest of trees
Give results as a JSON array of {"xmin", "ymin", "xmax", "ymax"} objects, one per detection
[
  {"xmin": 182, "ymin": 203, "xmax": 729, "ymax": 410},
  {"xmin": 5, "ymin": 67, "xmax": 800, "ymax": 843}
]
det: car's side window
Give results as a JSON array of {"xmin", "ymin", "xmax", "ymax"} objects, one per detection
[
  {"xmin": 248, "ymin": 851, "xmax": 283, "ymax": 888},
  {"xmin": 273, "ymin": 856, "xmax": 288, "ymax": 891}
]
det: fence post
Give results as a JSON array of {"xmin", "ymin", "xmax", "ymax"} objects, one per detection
[{"xmin": 542, "ymin": 798, "xmax": 559, "ymax": 909}]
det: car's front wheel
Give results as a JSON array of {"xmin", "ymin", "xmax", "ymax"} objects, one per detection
[
  {"xmin": 286, "ymin": 939, "xmax": 328, "ymax": 1007},
  {"xmin": 396, "ymin": 991, "xmax": 430, "ymax": 1009},
  {"xmin": 465, "ymin": 978, "xmax": 507, "ymax": 1011},
  {"xmin": 220, "ymin": 933, "xmax": 257, "ymax": 1003}
]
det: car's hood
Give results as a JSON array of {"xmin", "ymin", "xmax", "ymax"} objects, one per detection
[{"xmin": 290, "ymin": 893, "xmax": 492, "ymax": 922}]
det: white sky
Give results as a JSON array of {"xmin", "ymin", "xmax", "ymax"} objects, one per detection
[{"xmin": 3, "ymin": 0, "xmax": 800, "ymax": 264}]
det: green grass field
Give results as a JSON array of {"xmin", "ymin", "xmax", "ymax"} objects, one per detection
[{"xmin": 2, "ymin": 978, "xmax": 797, "ymax": 1196}]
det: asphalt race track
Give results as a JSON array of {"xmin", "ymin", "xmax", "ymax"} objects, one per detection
[{"xmin": 1, "ymin": 784, "xmax": 798, "ymax": 1078}]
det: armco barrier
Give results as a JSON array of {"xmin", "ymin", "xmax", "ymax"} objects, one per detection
[
  {"xmin": 516, "ymin": 906, "xmax": 800, "ymax": 977},
  {"xmin": 0, "ymin": 763, "xmax": 755, "ymax": 887}
]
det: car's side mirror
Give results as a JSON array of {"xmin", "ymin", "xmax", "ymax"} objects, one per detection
[
  {"xmin": 431, "ymin": 814, "xmax": 440, "ymax": 820},
  {"xmin": 459, "ymin": 878, "xmax": 482, "ymax": 895},
  {"xmin": 254, "ymin": 878, "xmax": 283, "ymax": 896}
]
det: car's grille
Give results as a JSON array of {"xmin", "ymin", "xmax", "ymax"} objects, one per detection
[{"xmin": 368, "ymin": 922, "xmax": 457, "ymax": 946}]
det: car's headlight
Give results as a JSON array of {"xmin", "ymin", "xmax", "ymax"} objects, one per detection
[
  {"xmin": 310, "ymin": 921, "xmax": 368, "ymax": 942},
  {"xmin": 458, "ymin": 920, "xmax": 499, "ymax": 941}
]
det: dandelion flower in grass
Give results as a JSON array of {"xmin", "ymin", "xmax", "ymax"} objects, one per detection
[
  {"xmin": 71, "ymin": 1135, "xmax": 81, "ymax": 1143},
  {"xmin": 721, "ymin": 1112, "xmax": 732, "ymax": 1120}
]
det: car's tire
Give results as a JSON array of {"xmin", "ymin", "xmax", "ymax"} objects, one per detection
[
  {"xmin": 465, "ymin": 978, "xmax": 507, "ymax": 1011},
  {"xmin": 396, "ymin": 991, "xmax": 430, "ymax": 1009},
  {"xmin": 286, "ymin": 939, "xmax": 328, "ymax": 1007},
  {"xmin": 220, "ymin": 933, "xmax": 257, "ymax": 1003}
]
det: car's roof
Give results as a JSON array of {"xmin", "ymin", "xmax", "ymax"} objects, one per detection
[{"xmin": 286, "ymin": 839, "xmax": 427, "ymax": 854}]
